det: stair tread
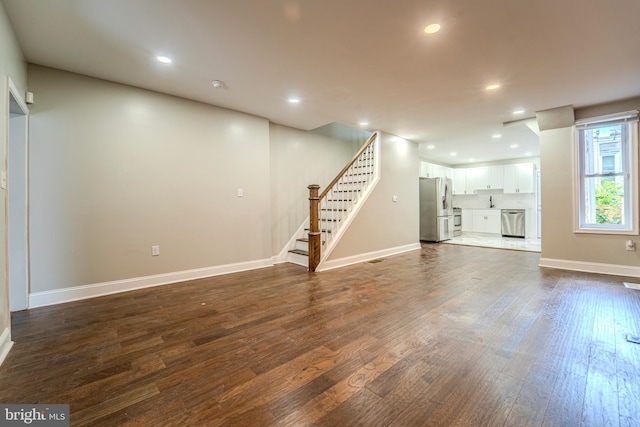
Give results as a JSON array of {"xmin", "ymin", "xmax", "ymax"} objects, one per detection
[{"xmin": 289, "ymin": 249, "xmax": 308, "ymax": 256}]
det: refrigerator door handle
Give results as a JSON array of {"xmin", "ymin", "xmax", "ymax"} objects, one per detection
[{"xmin": 443, "ymin": 184, "xmax": 448, "ymax": 210}]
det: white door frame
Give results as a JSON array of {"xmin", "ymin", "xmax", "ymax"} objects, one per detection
[{"xmin": 6, "ymin": 77, "xmax": 29, "ymax": 312}]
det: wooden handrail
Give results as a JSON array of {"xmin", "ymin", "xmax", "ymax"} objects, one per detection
[
  {"xmin": 318, "ymin": 132, "xmax": 377, "ymax": 200},
  {"xmin": 308, "ymin": 132, "xmax": 377, "ymax": 272}
]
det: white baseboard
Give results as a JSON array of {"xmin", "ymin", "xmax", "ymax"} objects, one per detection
[
  {"xmin": 539, "ymin": 257, "xmax": 640, "ymax": 278},
  {"xmin": 0, "ymin": 327, "xmax": 13, "ymax": 368},
  {"xmin": 318, "ymin": 243, "xmax": 422, "ymax": 272},
  {"xmin": 29, "ymin": 258, "xmax": 274, "ymax": 308}
]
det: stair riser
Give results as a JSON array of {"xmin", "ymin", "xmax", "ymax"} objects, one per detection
[
  {"xmin": 295, "ymin": 240, "xmax": 308, "ymax": 251},
  {"xmin": 320, "ymin": 211, "xmax": 344, "ymax": 221},
  {"xmin": 334, "ymin": 183, "xmax": 364, "ymax": 191},
  {"xmin": 322, "ymin": 200, "xmax": 352, "ymax": 210},
  {"xmin": 341, "ymin": 175, "xmax": 371, "ymax": 184},
  {"xmin": 349, "ymin": 166, "xmax": 374, "ymax": 174},
  {"xmin": 287, "ymin": 251, "xmax": 308, "ymax": 267}
]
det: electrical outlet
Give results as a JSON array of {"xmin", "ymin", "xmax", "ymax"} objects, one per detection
[
  {"xmin": 625, "ymin": 240, "xmax": 636, "ymax": 251},
  {"xmin": 151, "ymin": 245, "xmax": 160, "ymax": 256}
]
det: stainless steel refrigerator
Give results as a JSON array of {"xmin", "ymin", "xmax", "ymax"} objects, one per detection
[{"xmin": 419, "ymin": 177, "xmax": 453, "ymax": 242}]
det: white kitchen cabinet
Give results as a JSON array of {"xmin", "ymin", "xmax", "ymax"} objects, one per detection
[
  {"xmin": 503, "ymin": 163, "xmax": 535, "ymax": 193},
  {"xmin": 432, "ymin": 164, "xmax": 445, "ymax": 179},
  {"xmin": 420, "ymin": 162, "xmax": 451, "ymax": 179},
  {"xmin": 475, "ymin": 166, "xmax": 503, "ymax": 190},
  {"xmin": 452, "ymin": 169, "xmax": 467, "ymax": 195},
  {"xmin": 443, "ymin": 167, "xmax": 453, "ymax": 179},
  {"xmin": 465, "ymin": 166, "xmax": 503, "ymax": 192},
  {"xmin": 419, "ymin": 161, "xmax": 431, "ymax": 178},
  {"xmin": 461, "ymin": 209, "xmax": 473, "ymax": 232},
  {"xmin": 470, "ymin": 167, "xmax": 485, "ymax": 192},
  {"xmin": 465, "ymin": 168, "xmax": 479, "ymax": 194},
  {"xmin": 472, "ymin": 209, "xmax": 501, "ymax": 234},
  {"xmin": 487, "ymin": 166, "xmax": 504, "ymax": 189}
]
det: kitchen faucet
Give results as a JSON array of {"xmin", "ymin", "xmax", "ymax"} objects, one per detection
[{"xmin": 489, "ymin": 196, "xmax": 495, "ymax": 208}]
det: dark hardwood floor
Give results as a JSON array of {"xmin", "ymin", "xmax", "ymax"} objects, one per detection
[{"xmin": 1, "ymin": 243, "xmax": 639, "ymax": 426}]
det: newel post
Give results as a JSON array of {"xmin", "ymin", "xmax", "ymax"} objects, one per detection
[{"xmin": 308, "ymin": 184, "xmax": 321, "ymax": 272}]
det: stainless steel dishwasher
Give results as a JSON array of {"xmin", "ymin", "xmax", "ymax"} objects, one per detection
[{"xmin": 501, "ymin": 209, "xmax": 525, "ymax": 238}]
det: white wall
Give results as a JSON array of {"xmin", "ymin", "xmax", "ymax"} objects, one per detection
[
  {"xmin": 28, "ymin": 65, "xmax": 273, "ymax": 293},
  {"xmin": 0, "ymin": 0, "xmax": 27, "ymax": 362},
  {"xmin": 327, "ymin": 133, "xmax": 419, "ymax": 261}
]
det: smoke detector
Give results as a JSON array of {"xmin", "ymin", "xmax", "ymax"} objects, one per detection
[{"xmin": 211, "ymin": 80, "xmax": 226, "ymax": 89}]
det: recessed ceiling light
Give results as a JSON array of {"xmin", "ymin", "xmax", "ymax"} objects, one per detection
[
  {"xmin": 288, "ymin": 97, "xmax": 301, "ymax": 104},
  {"xmin": 450, "ymin": 152, "xmax": 457, "ymax": 156},
  {"xmin": 486, "ymin": 84, "xmax": 501, "ymax": 91},
  {"xmin": 513, "ymin": 109, "xmax": 525, "ymax": 115},
  {"xmin": 510, "ymin": 144, "xmax": 519, "ymax": 148},
  {"xmin": 359, "ymin": 121, "xmax": 369, "ymax": 126},
  {"xmin": 211, "ymin": 80, "xmax": 226, "ymax": 89},
  {"xmin": 427, "ymin": 144, "xmax": 435, "ymax": 149},
  {"xmin": 156, "ymin": 56, "xmax": 172, "ymax": 64},
  {"xmin": 492, "ymin": 133, "xmax": 502, "ymax": 139},
  {"xmin": 424, "ymin": 24, "xmax": 441, "ymax": 34}
]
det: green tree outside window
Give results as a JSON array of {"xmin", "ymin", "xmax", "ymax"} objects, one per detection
[{"xmin": 596, "ymin": 178, "xmax": 623, "ymax": 224}]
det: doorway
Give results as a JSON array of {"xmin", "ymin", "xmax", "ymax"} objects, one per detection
[{"xmin": 7, "ymin": 80, "xmax": 29, "ymax": 311}]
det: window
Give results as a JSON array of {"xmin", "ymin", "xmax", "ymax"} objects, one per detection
[
  {"xmin": 601, "ymin": 155, "xmax": 615, "ymax": 174},
  {"xmin": 575, "ymin": 110, "xmax": 639, "ymax": 234}
]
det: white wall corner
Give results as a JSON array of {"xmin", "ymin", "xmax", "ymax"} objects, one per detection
[
  {"xmin": 0, "ymin": 327, "xmax": 14, "ymax": 368},
  {"xmin": 539, "ymin": 257, "xmax": 640, "ymax": 278},
  {"xmin": 29, "ymin": 258, "xmax": 274, "ymax": 308},
  {"xmin": 318, "ymin": 243, "xmax": 421, "ymax": 272}
]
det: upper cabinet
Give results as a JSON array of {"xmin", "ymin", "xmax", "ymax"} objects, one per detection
[
  {"xmin": 503, "ymin": 163, "xmax": 535, "ymax": 193},
  {"xmin": 424, "ymin": 161, "xmax": 536, "ymax": 194},
  {"xmin": 420, "ymin": 161, "xmax": 452, "ymax": 179},
  {"xmin": 465, "ymin": 166, "xmax": 504, "ymax": 193},
  {"xmin": 419, "ymin": 161, "xmax": 431, "ymax": 178},
  {"xmin": 452, "ymin": 169, "xmax": 467, "ymax": 195},
  {"xmin": 487, "ymin": 166, "xmax": 504, "ymax": 190}
]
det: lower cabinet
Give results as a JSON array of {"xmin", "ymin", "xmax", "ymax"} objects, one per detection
[
  {"xmin": 461, "ymin": 209, "xmax": 473, "ymax": 232},
  {"xmin": 470, "ymin": 209, "xmax": 501, "ymax": 234}
]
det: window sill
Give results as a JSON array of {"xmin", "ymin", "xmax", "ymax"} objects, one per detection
[{"xmin": 574, "ymin": 227, "xmax": 639, "ymax": 236}]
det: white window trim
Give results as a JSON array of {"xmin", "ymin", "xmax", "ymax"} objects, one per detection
[{"xmin": 573, "ymin": 112, "xmax": 639, "ymax": 235}]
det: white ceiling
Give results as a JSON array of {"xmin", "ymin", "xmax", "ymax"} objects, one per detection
[{"xmin": 4, "ymin": 0, "xmax": 640, "ymax": 165}]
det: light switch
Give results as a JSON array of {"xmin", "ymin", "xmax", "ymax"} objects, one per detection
[
  {"xmin": 392, "ymin": 195, "xmax": 398, "ymax": 202},
  {"xmin": 237, "ymin": 188, "xmax": 244, "ymax": 197}
]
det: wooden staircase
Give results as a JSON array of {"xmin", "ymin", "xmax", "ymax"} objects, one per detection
[{"xmin": 286, "ymin": 132, "xmax": 379, "ymax": 271}]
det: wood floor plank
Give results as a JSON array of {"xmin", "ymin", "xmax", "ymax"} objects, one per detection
[
  {"xmin": 70, "ymin": 383, "xmax": 160, "ymax": 426},
  {"xmin": 1, "ymin": 244, "xmax": 638, "ymax": 425}
]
